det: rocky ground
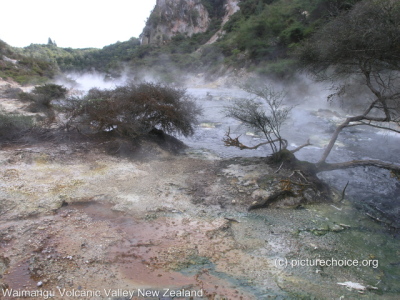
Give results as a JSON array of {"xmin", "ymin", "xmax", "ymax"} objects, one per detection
[
  {"xmin": 1, "ymin": 141, "xmax": 399, "ymax": 299},
  {"xmin": 1, "ymin": 79, "xmax": 399, "ymax": 299}
]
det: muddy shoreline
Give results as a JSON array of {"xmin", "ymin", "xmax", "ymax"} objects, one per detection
[{"xmin": 0, "ymin": 140, "xmax": 399, "ymax": 299}]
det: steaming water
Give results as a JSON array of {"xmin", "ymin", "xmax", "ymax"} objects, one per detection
[
  {"xmin": 183, "ymin": 88, "xmax": 400, "ymax": 227},
  {"xmin": 57, "ymin": 77, "xmax": 400, "ymax": 297},
  {"xmin": 60, "ymin": 73, "xmax": 399, "ymax": 225},
  {"xmin": 182, "ymin": 87, "xmax": 400, "ymax": 296}
]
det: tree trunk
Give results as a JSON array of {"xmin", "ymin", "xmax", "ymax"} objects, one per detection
[{"xmin": 316, "ymin": 159, "xmax": 400, "ymax": 173}]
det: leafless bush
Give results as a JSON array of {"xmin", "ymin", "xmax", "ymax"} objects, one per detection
[
  {"xmin": 64, "ymin": 82, "xmax": 202, "ymax": 138},
  {"xmin": 224, "ymin": 84, "xmax": 292, "ymax": 154}
]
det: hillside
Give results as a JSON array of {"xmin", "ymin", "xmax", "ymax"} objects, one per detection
[
  {"xmin": 137, "ymin": 0, "xmax": 363, "ymax": 78},
  {"xmin": 1, "ymin": 0, "xmax": 363, "ymax": 84},
  {"xmin": 0, "ymin": 40, "xmax": 57, "ymax": 85}
]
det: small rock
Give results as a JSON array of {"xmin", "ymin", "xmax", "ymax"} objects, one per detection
[
  {"xmin": 331, "ymin": 224, "xmax": 344, "ymax": 232},
  {"xmin": 251, "ymin": 189, "xmax": 270, "ymax": 200},
  {"xmin": 37, "ymin": 281, "xmax": 43, "ymax": 287},
  {"xmin": 337, "ymin": 281, "xmax": 366, "ymax": 291},
  {"xmin": 311, "ymin": 229, "xmax": 328, "ymax": 236}
]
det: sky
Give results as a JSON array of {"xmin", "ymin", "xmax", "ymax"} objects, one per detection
[{"xmin": 0, "ymin": 0, "xmax": 157, "ymax": 49}]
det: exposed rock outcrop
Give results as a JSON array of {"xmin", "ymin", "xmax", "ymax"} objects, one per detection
[
  {"xmin": 140, "ymin": 0, "xmax": 239, "ymax": 45},
  {"xmin": 205, "ymin": 0, "xmax": 239, "ymax": 44},
  {"xmin": 140, "ymin": 0, "xmax": 210, "ymax": 45}
]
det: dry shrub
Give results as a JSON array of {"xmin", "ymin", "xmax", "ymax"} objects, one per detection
[{"xmin": 64, "ymin": 82, "xmax": 202, "ymax": 138}]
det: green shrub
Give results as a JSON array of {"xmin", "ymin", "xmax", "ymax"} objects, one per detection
[
  {"xmin": 200, "ymin": 45, "xmax": 224, "ymax": 65},
  {"xmin": 279, "ymin": 23, "xmax": 306, "ymax": 46},
  {"xmin": 0, "ymin": 111, "xmax": 35, "ymax": 140},
  {"xmin": 201, "ymin": 0, "xmax": 225, "ymax": 18},
  {"xmin": 2, "ymin": 87, "xmax": 23, "ymax": 99},
  {"xmin": 223, "ymin": 12, "xmax": 242, "ymax": 33},
  {"xmin": 256, "ymin": 59, "xmax": 297, "ymax": 78},
  {"xmin": 19, "ymin": 83, "xmax": 67, "ymax": 112}
]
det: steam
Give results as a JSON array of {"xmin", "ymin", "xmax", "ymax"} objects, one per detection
[
  {"xmin": 50, "ymin": 69, "xmax": 399, "ymax": 221},
  {"xmin": 50, "ymin": 67, "xmax": 400, "ymax": 230},
  {"xmin": 55, "ymin": 72, "xmax": 130, "ymax": 92}
]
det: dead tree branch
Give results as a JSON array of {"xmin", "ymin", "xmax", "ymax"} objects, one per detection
[
  {"xmin": 340, "ymin": 181, "xmax": 350, "ymax": 201},
  {"xmin": 223, "ymin": 128, "xmax": 284, "ymax": 150},
  {"xmin": 316, "ymin": 159, "xmax": 400, "ymax": 173},
  {"xmin": 290, "ymin": 139, "xmax": 312, "ymax": 154},
  {"xmin": 356, "ymin": 121, "xmax": 400, "ymax": 134}
]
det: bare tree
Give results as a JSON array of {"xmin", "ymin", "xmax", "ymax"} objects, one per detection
[
  {"xmin": 223, "ymin": 85, "xmax": 293, "ymax": 154},
  {"xmin": 223, "ymin": 1, "xmax": 400, "ymax": 177},
  {"xmin": 298, "ymin": 0, "xmax": 400, "ymax": 174}
]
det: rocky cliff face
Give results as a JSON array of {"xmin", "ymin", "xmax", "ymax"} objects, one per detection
[
  {"xmin": 206, "ymin": 0, "xmax": 239, "ymax": 44},
  {"xmin": 140, "ymin": 0, "xmax": 239, "ymax": 45}
]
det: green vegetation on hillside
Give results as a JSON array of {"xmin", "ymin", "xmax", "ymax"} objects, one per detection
[
  {"xmin": 0, "ymin": 39, "xmax": 57, "ymax": 84},
  {"xmin": 0, "ymin": 37, "xmax": 141, "ymax": 85},
  {"xmin": 125, "ymin": 0, "xmax": 364, "ymax": 78},
  {"xmin": 1, "ymin": 0, "xmax": 365, "ymax": 84},
  {"xmin": 15, "ymin": 37, "xmax": 141, "ymax": 76},
  {"xmin": 56, "ymin": 38, "xmax": 141, "ymax": 75},
  {"xmin": 218, "ymin": 0, "xmax": 362, "ymax": 75}
]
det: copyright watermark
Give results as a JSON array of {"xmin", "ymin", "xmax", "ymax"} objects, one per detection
[{"xmin": 275, "ymin": 257, "xmax": 379, "ymax": 269}]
